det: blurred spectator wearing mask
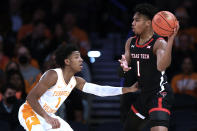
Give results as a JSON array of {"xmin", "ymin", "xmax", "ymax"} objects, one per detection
[
  {"xmin": 17, "ymin": 8, "xmax": 51, "ymax": 42},
  {"xmin": 13, "ymin": 45, "xmax": 40, "ymax": 69},
  {"xmin": 171, "ymin": 56, "xmax": 197, "ymax": 99},
  {"xmin": 0, "ymin": 83, "xmax": 23, "ymax": 131},
  {"xmin": 6, "ymin": 70, "xmax": 27, "ymax": 101},
  {"xmin": 16, "ymin": 46, "xmax": 41, "ymax": 87},
  {"xmin": 21, "ymin": 20, "xmax": 51, "ymax": 66}
]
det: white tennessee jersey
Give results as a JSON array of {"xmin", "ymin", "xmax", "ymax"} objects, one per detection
[{"xmin": 38, "ymin": 68, "xmax": 76, "ymax": 114}]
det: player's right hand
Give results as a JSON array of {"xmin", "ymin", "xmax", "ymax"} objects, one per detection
[
  {"xmin": 168, "ymin": 21, "xmax": 179, "ymax": 40},
  {"xmin": 118, "ymin": 55, "xmax": 131, "ymax": 72},
  {"xmin": 45, "ymin": 115, "xmax": 60, "ymax": 129}
]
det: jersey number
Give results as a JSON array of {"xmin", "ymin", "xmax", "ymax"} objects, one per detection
[{"xmin": 137, "ymin": 61, "xmax": 140, "ymax": 77}]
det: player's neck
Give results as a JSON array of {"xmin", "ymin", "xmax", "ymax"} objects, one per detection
[
  {"xmin": 139, "ymin": 29, "xmax": 154, "ymax": 45},
  {"xmin": 61, "ymin": 67, "xmax": 75, "ymax": 83}
]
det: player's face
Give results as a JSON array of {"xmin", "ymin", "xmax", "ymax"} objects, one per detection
[
  {"xmin": 68, "ymin": 51, "xmax": 83, "ymax": 72},
  {"xmin": 132, "ymin": 13, "xmax": 151, "ymax": 35}
]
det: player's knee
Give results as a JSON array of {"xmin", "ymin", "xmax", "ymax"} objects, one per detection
[{"xmin": 149, "ymin": 111, "xmax": 170, "ymax": 128}]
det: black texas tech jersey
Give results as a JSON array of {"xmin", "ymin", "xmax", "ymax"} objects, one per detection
[{"xmin": 130, "ymin": 34, "xmax": 168, "ymax": 93}]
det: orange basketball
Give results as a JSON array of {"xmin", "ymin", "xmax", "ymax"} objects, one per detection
[{"xmin": 152, "ymin": 11, "xmax": 177, "ymax": 37}]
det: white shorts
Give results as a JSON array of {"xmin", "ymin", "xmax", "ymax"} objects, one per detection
[{"xmin": 18, "ymin": 103, "xmax": 73, "ymax": 131}]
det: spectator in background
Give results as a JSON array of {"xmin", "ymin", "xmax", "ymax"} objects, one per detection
[
  {"xmin": 5, "ymin": 60, "xmax": 20, "ymax": 73},
  {"xmin": 21, "ymin": 20, "xmax": 51, "ymax": 65},
  {"xmin": 0, "ymin": 61, "xmax": 20, "ymax": 101},
  {"xmin": 171, "ymin": 56, "xmax": 197, "ymax": 99},
  {"xmin": 49, "ymin": 0, "xmax": 65, "ymax": 27},
  {"xmin": 16, "ymin": 46, "xmax": 41, "ymax": 86},
  {"xmin": 9, "ymin": 0, "xmax": 23, "ymax": 33},
  {"xmin": 50, "ymin": 23, "xmax": 69, "ymax": 53},
  {"xmin": 5, "ymin": 60, "xmax": 22, "ymax": 72},
  {"xmin": 0, "ymin": 83, "xmax": 23, "ymax": 131},
  {"xmin": 6, "ymin": 70, "xmax": 27, "ymax": 101},
  {"xmin": 173, "ymin": 32, "xmax": 197, "ymax": 73},
  {"xmin": 13, "ymin": 45, "xmax": 40, "ymax": 69},
  {"xmin": 175, "ymin": 7, "xmax": 197, "ymax": 45},
  {"xmin": 17, "ymin": 8, "xmax": 51, "ymax": 42},
  {"xmin": 62, "ymin": 12, "xmax": 90, "ymax": 59}
]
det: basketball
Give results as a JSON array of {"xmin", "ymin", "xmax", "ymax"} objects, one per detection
[{"xmin": 152, "ymin": 11, "xmax": 177, "ymax": 37}]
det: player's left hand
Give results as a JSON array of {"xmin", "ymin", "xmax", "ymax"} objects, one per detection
[{"xmin": 118, "ymin": 55, "xmax": 131, "ymax": 72}]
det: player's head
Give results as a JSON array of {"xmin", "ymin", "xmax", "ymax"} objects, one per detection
[
  {"xmin": 132, "ymin": 3, "xmax": 158, "ymax": 35},
  {"xmin": 55, "ymin": 44, "xmax": 83, "ymax": 72}
]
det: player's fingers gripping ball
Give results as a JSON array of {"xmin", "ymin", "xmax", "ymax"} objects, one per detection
[{"xmin": 152, "ymin": 11, "xmax": 178, "ymax": 37}]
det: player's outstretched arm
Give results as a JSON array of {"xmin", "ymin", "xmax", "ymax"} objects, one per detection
[
  {"xmin": 26, "ymin": 70, "xmax": 60, "ymax": 129},
  {"xmin": 75, "ymin": 77, "xmax": 138, "ymax": 97},
  {"xmin": 154, "ymin": 22, "xmax": 179, "ymax": 72}
]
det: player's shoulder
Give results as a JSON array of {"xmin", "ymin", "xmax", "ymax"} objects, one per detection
[
  {"xmin": 126, "ymin": 36, "xmax": 137, "ymax": 47},
  {"xmin": 154, "ymin": 36, "xmax": 167, "ymax": 50},
  {"xmin": 75, "ymin": 76, "xmax": 86, "ymax": 83},
  {"xmin": 154, "ymin": 34, "xmax": 166, "ymax": 43},
  {"xmin": 127, "ymin": 36, "xmax": 137, "ymax": 42},
  {"xmin": 74, "ymin": 76, "xmax": 86, "ymax": 89},
  {"xmin": 41, "ymin": 69, "xmax": 58, "ymax": 81}
]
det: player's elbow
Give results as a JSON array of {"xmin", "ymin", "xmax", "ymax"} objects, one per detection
[
  {"xmin": 157, "ymin": 64, "xmax": 166, "ymax": 72},
  {"xmin": 157, "ymin": 63, "xmax": 170, "ymax": 72},
  {"xmin": 26, "ymin": 94, "xmax": 33, "ymax": 102},
  {"xmin": 157, "ymin": 66, "xmax": 164, "ymax": 72},
  {"xmin": 26, "ymin": 94, "xmax": 32, "ymax": 104},
  {"xmin": 26, "ymin": 93, "xmax": 39, "ymax": 103}
]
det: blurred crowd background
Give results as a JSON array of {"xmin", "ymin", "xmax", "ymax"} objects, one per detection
[{"xmin": 0, "ymin": 0, "xmax": 197, "ymax": 131}]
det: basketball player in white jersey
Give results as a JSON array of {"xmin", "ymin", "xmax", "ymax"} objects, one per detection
[{"xmin": 18, "ymin": 44, "xmax": 138, "ymax": 131}]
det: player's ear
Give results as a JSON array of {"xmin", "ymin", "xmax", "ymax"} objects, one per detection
[
  {"xmin": 64, "ymin": 59, "xmax": 70, "ymax": 65},
  {"xmin": 146, "ymin": 20, "xmax": 152, "ymax": 26}
]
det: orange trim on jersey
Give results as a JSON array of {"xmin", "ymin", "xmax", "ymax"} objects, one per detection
[
  {"xmin": 149, "ymin": 97, "xmax": 171, "ymax": 115},
  {"xmin": 135, "ymin": 37, "xmax": 154, "ymax": 48},
  {"xmin": 22, "ymin": 102, "xmax": 41, "ymax": 131}
]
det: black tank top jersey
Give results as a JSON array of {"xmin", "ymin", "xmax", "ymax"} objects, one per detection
[{"xmin": 130, "ymin": 34, "xmax": 168, "ymax": 93}]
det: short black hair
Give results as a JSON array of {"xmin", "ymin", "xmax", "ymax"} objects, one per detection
[
  {"xmin": 55, "ymin": 44, "xmax": 79, "ymax": 68},
  {"xmin": 134, "ymin": 3, "xmax": 158, "ymax": 20},
  {"xmin": 1, "ymin": 83, "xmax": 16, "ymax": 95}
]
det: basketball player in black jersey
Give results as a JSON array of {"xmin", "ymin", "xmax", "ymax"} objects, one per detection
[{"xmin": 119, "ymin": 3, "xmax": 179, "ymax": 131}]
